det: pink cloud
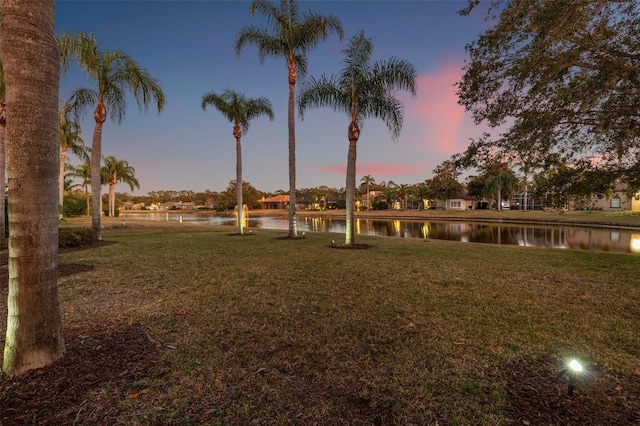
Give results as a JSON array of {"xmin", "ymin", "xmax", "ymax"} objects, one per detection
[{"xmin": 406, "ymin": 61, "xmax": 467, "ymax": 156}]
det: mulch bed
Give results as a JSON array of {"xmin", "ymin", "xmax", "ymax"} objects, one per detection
[
  {"xmin": 0, "ymin": 323, "xmax": 163, "ymax": 425},
  {"xmin": 0, "ymin": 240, "xmax": 164, "ymax": 425},
  {"xmin": 0, "ymin": 240, "xmax": 115, "ymax": 282},
  {"xmin": 498, "ymin": 354, "xmax": 640, "ymax": 425}
]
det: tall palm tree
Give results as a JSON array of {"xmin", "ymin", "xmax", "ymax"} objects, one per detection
[
  {"xmin": 101, "ymin": 156, "xmax": 139, "ymax": 218},
  {"xmin": 57, "ymin": 31, "xmax": 165, "ymax": 239},
  {"xmin": 201, "ymin": 89, "xmax": 274, "ymax": 235},
  {"xmin": 68, "ymin": 161, "xmax": 92, "ymax": 215},
  {"xmin": 58, "ymin": 101, "xmax": 88, "ymax": 209},
  {"xmin": 299, "ymin": 31, "xmax": 416, "ymax": 245},
  {"xmin": 360, "ymin": 174, "xmax": 375, "ymax": 210},
  {"xmin": 1, "ymin": 0, "xmax": 65, "ymax": 375},
  {"xmin": 236, "ymin": 0, "xmax": 343, "ymax": 238}
]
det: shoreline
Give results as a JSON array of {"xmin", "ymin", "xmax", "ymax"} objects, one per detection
[{"xmin": 121, "ymin": 208, "xmax": 640, "ymax": 231}]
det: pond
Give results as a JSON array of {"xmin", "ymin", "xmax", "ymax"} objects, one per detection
[{"xmin": 125, "ymin": 212, "xmax": 640, "ymax": 254}]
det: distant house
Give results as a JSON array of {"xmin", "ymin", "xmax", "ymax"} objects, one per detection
[
  {"xmin": 576, "ymin": 184, "xmax": 640, "ymax": 211},
  {"xmin": 323, "ymin": 195, "xmax": 346, "ymax": 210},
  {"xmin": 511, "ymin": 183, "xmax": 640, "ymax": 211},
  {"xmin": 178, "ymin": 202, "xmax": 196, "ymax": 210},
  {"xmin": 259, "ymin": 194, "xmax": 289, "ymax": 209},
  {"xmin": 358, "ymin": 191, "xmax": 382, "ymax": 210},
  {"xmin": 446, "ymin": 193, "xmax": 475, "ymax": 210}
]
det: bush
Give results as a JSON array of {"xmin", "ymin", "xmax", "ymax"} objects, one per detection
[
  {"xmin": 62, "ymin": 193, "xmax": 88, "ymax": 217},
  {"xmin": 59, "ymin": 227, "xmax": 97, "ymax": 249}
]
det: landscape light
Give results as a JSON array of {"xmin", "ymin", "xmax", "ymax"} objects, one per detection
[
  {"xmin": 566, "ymin": 359, "xmax": 583, "ymax": 396},
  {"xmin": 569, "ymin": 359, "xmax": 583, "ymax": 373}
]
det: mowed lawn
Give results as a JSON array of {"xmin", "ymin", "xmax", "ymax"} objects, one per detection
[{"xmin": 2, "ymin": 217, "xmax": 639, "ymax": 425}]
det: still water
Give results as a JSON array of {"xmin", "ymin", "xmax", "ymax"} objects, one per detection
[{"xmin": 127, "ymin": 212, "xmax": 640, "ymax": 253}]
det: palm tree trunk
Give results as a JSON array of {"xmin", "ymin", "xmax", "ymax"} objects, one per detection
[
  {"xmin": 235, "ymin": 127, "xmax": 244, "ymax": 235},
  {"xmin": 366, "ymin": 182, "xmax": 370, "ymax": 210},
  {"xmin": 0, "ymin": 110, "xmax": 6, "ymax": 248},
  {"xmin": 59, "ymin": 147, "xmax": 67, "ymax": 209},
  {"xmin": 345, "ymin": 118, "xmax": 360, "ymax": 245},
  {"xmin": 287, "ymin": 62, "xmax": 298, "ymax": 238},
  {"xmin": 523, "ymin": 177, "xmax": 528, "ymax": 211},
  {"xmin": 109, "ymin": 182, "xmax": 116, "ymax": 217},
  {"xmin": 1, "ymin": 0, "xmax": 65, "ymax": 375},
  {"xmin": 91, "ymin": 119, "xmax": 104, "ymax": 239},
  {"xmin": 84, "ymin": 183, "xmax": 90, "ymax": 216},
  {"xmin": 91, "ymin": 99, "xmax": 106, "ymax": 238}
]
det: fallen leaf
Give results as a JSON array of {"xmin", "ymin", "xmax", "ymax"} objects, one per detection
[{"xmin": 126, "ymin": 388, "xmax": 149, "ymax": 399}]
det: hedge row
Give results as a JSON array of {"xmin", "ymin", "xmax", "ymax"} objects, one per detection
[{"xmin": 59, "ymin": 227, "xmax": 97, "ymax": 249}]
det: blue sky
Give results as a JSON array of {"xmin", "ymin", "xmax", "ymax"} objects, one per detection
[{"xmin": 56, "ymin": 0, "xmax": 490, "ymax": 195}]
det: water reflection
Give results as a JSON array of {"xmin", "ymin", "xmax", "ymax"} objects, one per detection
[{"xmin": 127, "ymin": 212, "xmax": 640, "ymax": 253}]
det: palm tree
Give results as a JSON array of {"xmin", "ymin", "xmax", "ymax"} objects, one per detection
[
  {"xmin": 201, "ymin": 89, "xmax": 274, "ymax": 235},
  {"xmin": 68, "ymin": 161, "xmax": 92, "ymax": 215},
  {"xmin": 396, "ymin": 183, "xmax": 412, "ymax": 210},
  {"xmin": 236, "ymin": 0, "xmax": 343, "ymax": 238},
  {"xmin": 101, "ymin": 156, "xmax": 139, "ymax": 218},
  {"xmin": 413, "ymin": 184, "xmax": 432, "ymax": 210},
  {"xmin": 57, "ymin": 31, "xmax": 165, "ymax": 240},
  {"xmin": 518, "ymin": 162, "xmax": 540, "ymax": 211},
  {"xmin": 299, "ymin": 31, "xmax": 416, "ymax": 245},
  {"xmin": 1, "ymin": 0, "xmax": 65, "ymax": 375},
  {"xmin": 484, "ymin": 171, "xmax": 517, "ymax": 211},
  {"xmin": 379, "ymin": 185, "xmax": 398, "ymax": 210},
  {"xmin": 360, "ymin": 174, "xmax": 375, "ymax": 210},
  {"xmin": 58, "ymin": 101, "xmax": 88, "ymax": 209}
]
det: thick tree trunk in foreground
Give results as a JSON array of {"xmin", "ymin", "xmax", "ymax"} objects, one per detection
[{"xmin": 1, "ymin": 0, "xmax": 65, "ymax": 376}]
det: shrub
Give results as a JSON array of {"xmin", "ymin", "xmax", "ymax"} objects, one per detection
[
  {"xmin": 62, "ymin": 193, "xmax": 88, "ymax": 217},
  {"xmin": 59, "ymin": 227, "xmax": 97, "ymax": 248}
]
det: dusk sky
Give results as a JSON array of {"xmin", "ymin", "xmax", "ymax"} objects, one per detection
[{"xmin": 55, "ymin": 0, "xmax": 492, "ymax": 195}]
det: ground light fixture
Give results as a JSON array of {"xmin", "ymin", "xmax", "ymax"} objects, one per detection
[{"xmin": 564, "ymin": 359, "xmax": 584, "ymax": 396}]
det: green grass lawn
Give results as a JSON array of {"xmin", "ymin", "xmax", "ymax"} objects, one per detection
[{"xmin": 2, "ymin": 217, "xmax": 640, "ymax": 424}]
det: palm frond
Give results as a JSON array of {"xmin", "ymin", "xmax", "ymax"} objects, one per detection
[
  {"xmin": 298, "ymin": 75, "xmax": 349, "ymax": 118},
  {"xmin": 67, "ymin": 88, "xmax": 98, "ymax": 121},
  {"xmin": 202, "ymin": 89, "xmax": 273, "ymax": 135}
]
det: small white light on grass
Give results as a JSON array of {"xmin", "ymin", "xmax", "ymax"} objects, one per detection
[
  {"xmin": 569, "ymin": 359, "xmax": 583, "ymax": 372},
  {"xmin": 566, "ymin": 358, "xmax": 584, "ymax": 396}
]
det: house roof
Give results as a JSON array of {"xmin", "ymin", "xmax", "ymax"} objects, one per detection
[{"xmin": 260, "ymin": 194, "xmax": 289, "ymax": 203}]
